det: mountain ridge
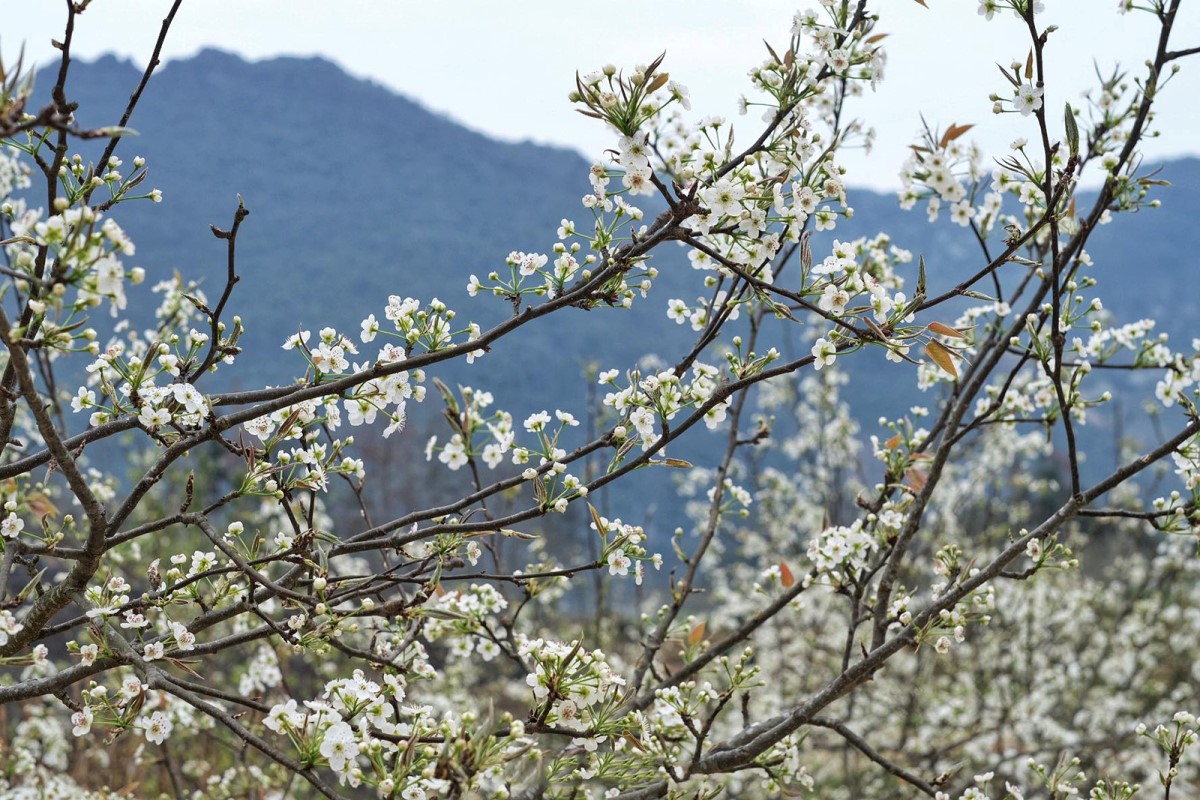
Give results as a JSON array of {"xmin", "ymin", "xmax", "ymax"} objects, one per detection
[{"xmin": 24, "ymin": 49, "xmax": 1200, "ymax": 529}]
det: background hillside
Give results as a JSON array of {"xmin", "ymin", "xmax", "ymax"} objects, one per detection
[{"xmin": 32, "ymin": 50, "xmax": 1200, "ymax": 537}]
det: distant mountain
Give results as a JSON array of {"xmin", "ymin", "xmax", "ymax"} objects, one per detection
[
  {"xmin": 29, "ymin": 50, "xmax": 1200, "ymax": 532},
  {"xmin": 44, "ymin": 49, "xmax": 1200, "ymax": 379},
  {"xmin": 56, "ymin": 50, "xmax": 600, "ymax": 390}
]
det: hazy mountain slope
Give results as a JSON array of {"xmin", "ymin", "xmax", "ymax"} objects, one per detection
[
  {"xmin": 46, "ymin": 50, "xmax": 1199, "ymax": 387},
  {"xmin": 30, "ymin": 51, "xmax": 1200, "ymax": 528}
]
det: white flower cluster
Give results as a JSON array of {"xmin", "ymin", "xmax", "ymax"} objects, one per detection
[
  {"xmin": 898, "ymin": 132, "xmax": 993, "ymax": 229},
  {"xmin": 1154, "ymin": 338, "xmax": 1200, "ymax": 409},
  {"xmin": 69, "ymin": 679, "xmax": 176, "ymax": 747},
  {"xmin": 10, "ymin": 198, "xmax": 141, "ymax": 317},
  {"xmin": 83, "ymin": 575, "xmax": 132, "ymax": 620},
  {"xmin": 653, "ymin": 681, "xmax": 723, "ymax": 730},
  {"xmin": 522, "ymin": 636, "xmax": 627, "ymax": 749},
  {"xmin": 0, "ymin": 145, "xmax": 32, "ymax": 198},
  {"xmin": 590, "ymin": 513, "xmax": 663, "ymax": 585},
  {"xmin": 424, "ymin": 387, "xmax": 512, "ymax": 471},
  {"xmin": 806, "ymin": 521, "xmax": 879, "ymax": 586},
  {"xmin": 73, "ymin": 328, "xmax": 232, "ymax": 432},
  {"xmin": 0, "ymin": 608, "xmax": 24, "ymax": 646},
  {"xmin": 1, "ymin": 510, "xmax": 25, "ymax": 540},
  {"xmin": 264, "ymin": 671, "xmax": 409, "ymax": 787},
  {"xmin": 238, "ymin": 644, "xmax": 283, "ymax": 697},
  {"xmin": 1171, "ymin": 437, "xmax": 1200, "ymax": 494},
  {"xmin": 260, "ymin": 668, "xmax": 529, "ymax": 796},
  {"xmin": 600, "ymin": 362, "xmax": 731, "ymax": 454},
  {"xmin": 806, "ymin": 235, "xmax": 914, "ymax": 370},
  {"xmin": 423, "ymin": 583, "xmax": 508, "ymax": 662}
]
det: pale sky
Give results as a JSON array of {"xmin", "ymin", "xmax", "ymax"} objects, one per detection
[{"xmin": 12, "ymin": 1, "xmax": 1200, "ymax": 191}]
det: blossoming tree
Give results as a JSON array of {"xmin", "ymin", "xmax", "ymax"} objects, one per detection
[{"xmin": 2, "ymin": 1, "xmax": 1200, "ymax": 798}]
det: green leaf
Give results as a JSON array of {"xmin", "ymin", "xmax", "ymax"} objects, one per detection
[
  {"xmin": 1064, "ymin": 102, "xmax": 1079, "ymax": 159},
  {"xmin": 915, "ymin": 255, "xmax": 927, "ymax": 305}
]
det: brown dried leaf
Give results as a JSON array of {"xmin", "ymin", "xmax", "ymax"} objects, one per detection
[
  {"xmin": 885, "ymin": 433, "xmax": 903, "ymax": 450},
  {"xmin": 764, "ymin": 39, "xmax": 783, "ymax": 65},
  {"xmin": 167, "ymin": 657, "xmax": 205, "ymax": 679},
  {"xmin": 499, "ymin": 528, "xmax": 540, "ymax": 540},
  {"xmin": 645, "ymin": 72, "xmax": 670, "ymax": 95},
  {"xmin": 1025, "ymin": 48, "xmax": 1034, "ymax": 81},
  {"xmin": 431, "ymin": 377, "xmax": 457, "ymax": 409},
  {"xmin": 938, "ymin": 123, "xmax": 975, "ymax": 149},
  {"xmin": 660, "ymin": 458, "xmax": 694, "ymax": 469},
  {"xmin": 927, "ymin": 321, "xmax": 966, "ymax": 339},
  {"xmin": 26, "ymin": 492, "xmax": 58, "ymax": 520},
  {"xmin": 925, "ymin": 340, "xmax": 959, "ymax": 378},
  {"xmin": 622, "ymin": 732, "xmax": 648, "ymax": 752},
  {"xmin": 780, "ymin": 561, "xmax": 796, "ymax": 588},
  {"xmin": 904, "ymin": 467, "xmax": 928, "ymax": 493},
  {"xmin": 688, "ymin": 621, "xmax": 707, "ymax": 646},
  {"xmin": 588, "ymin": 503, "xmax": 607, "ymax": 538}
]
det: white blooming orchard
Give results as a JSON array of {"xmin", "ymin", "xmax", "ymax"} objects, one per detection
[{"xmin": 2, "ymin": 1, "xmax": 1200, "ymax": 798}]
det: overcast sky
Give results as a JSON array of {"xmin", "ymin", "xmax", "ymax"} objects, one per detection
[{"xmin": 12, "ymin": 1, "xmax": 1200, "ymax": 191}]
